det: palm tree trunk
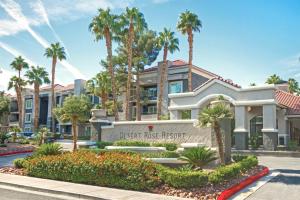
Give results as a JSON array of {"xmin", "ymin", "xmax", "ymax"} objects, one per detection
[
  {"xmin": 72, "ymin": 118, "xmax": 78, "ymax": 152},
  {"xmin": 214, "ymin": 122, "xmax": 225, "ymax": 164},
  {"xmin": 101, "ymin": 90, "xmax": 107, "ymax": 110},
  {"xmin": 51, "ymin": 56, "xmax": 57, "ymax": 132},
  {"xmin": 105, "ymin": 28, "xmax": 119, "ymax": 121},
  {"xmin": 188, "ymin": 28, "xmax": 193, "ymax": 92},
  {"xmin": 136, "ymin": 69, "xmax": 141, "ymax": 121},
  {"xmin": 157, "ymin": 46, "xmax": 168, "ymax": 120},
  {"xmin": 34, "ymin": 83, "xmax": 40, "ymax": 132},
  {"xmin": 16, "ymin": 86, "xmax": 23, "ymax": 128},
  {"xmin": 125, "ymin": 20, "xmax": 134, "ymax": 121}
]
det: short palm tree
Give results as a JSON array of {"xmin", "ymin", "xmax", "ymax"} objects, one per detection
[
  {"xmin": 86, "ymin": 71, "xmax": 111, "ymax": 110},
  {"xmin": 157, "ymin": 28, "xmax": 179, "ymax": 119},
  {"xmin": 177, "ymin": 10, "xmax": 202, "ymax": 92},
  {"xmin": 266, "ymin": 74, "xmax": 282, "ymax": 84},
  {"xmin": 44, "ymin": 42, "xmax": 66, "ymax": 132},
  {"xmin": 121, "ymin": 7, "xmax": 147, "ymax": 121},
  {"xmin": 199, "ymin": 103, "xmax": 233, "ymax": 164},
  {"xmin": 10, "ymin": 56, "xmax": 29, "ymax": 78},
  {"xmin": 288, "ymin": 78, "xmax": 299, "ymax": 94},
  {"xmin": 25, "ymin": 66, "xmax": 50, "ymax": 131},
  {"xmin": 89, "ymin": 8, "xmax": 120, "ymax": 121},
  {"xmin": 179, "ymin": 147, "xmax": 217, "ymax": 170},
  {"xmin": 8, "ymin": 76, "xmax": 27, "ymax": 127}
]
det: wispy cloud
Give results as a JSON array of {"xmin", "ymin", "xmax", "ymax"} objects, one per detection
[
  {"xmin": 279, "ymin": 53, "xmax": 300, "ymax": 77},
  {"xmin": 0, "ymin": 0, "xmax": 86, "ymax": 79},
  {"xmin": 152, "ymin": 0, "xmax": 170, "ymax": 4},
  {"xmin": 0, "ymin": 67, "xmax": 15, "ymax": 92}
]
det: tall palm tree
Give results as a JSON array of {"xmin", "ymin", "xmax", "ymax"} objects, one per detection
[
  {"xmin": 8, "ymin": 76, "xmax": 27, "ymax": 127},
  {"xmin": 44, "ymin": 42, "xmax": 66, "ymax": 132},
  {"xmin": 288, "ymin": 78, "xmax": 299, "ymax": 94},
  {"xmin": 89, "ymin": 8, "xmax": 120, "ymax": 121},
  {"xmin": 266, "ymin": 74, "xmax": 282, "ymax": 84},
  {"xmin": 177, "ymin": 10, "xmax": 202, "ymax": 92},
  {"xmin": 199, "ymin": 103, "xmax": 233, "ymax": 164},
  {"xmin": 157, "ymin": 28, "xmax": 179, "ymax": 120},
  {"xmin": 121, "ymin": 7, "xmax": 147, "ymax": 121},
  {"xmin": 86, "ymin": 71, "xmax": 111, "ymax": 110},
  {"xmin": 25, "ymin": 66, "xmax": 50, "ymax": 131},
  {"xmin": 10, "ymin": 56, "xmax": 29, "ymax": 78}
]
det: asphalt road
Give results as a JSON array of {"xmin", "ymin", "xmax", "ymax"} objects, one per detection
[
  {"xmin": 246, "ymin": 156, "xmax": 300, "ymax": 200},
  {"xmin": 0, "ymin": 153, "xmax": 31, "ymax": 167}
]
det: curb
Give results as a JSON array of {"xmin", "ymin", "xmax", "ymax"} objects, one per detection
[
  {"xmin": 0, "ymin": 150, "xmax": 33, "ymax": 157},
  {"xmin": 217, "ymin": 167, "xmax": 269, "ymax": 200}
]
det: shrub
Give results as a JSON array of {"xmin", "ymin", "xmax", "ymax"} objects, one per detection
[
  {"xmin": 0, "ymin": 132, "xmax": 9, "ymax": 144},
  {"xmin": 141, "ymin": 151, "xmax": 179, "ymax": 158},
  {"xmin": 96, "ymin": 141, "xmax": 113, "ymax": 149},
  {"xmin": 249, "ymin": 133, "xmax": 261, "ymax": 150},
  {"xmin": 232, "ymin": 154, "xmax": 248, "ymax": 162},
  {"xmin": 152, "ymin": 142, "xmax": 177, "ymax": 151},
  {"xmin": 19, "ymin": 138, "xmax": 30, "ymax": 144},
  {"xmin": 13, "ymin": 158, "xmax": 27, "ymax": 169},
  {"xmin": 158, "ymin": 166, "xmax": 208, "ymax": 188},
  {"xmin": 113, "ymin": 140, "xmax": 150, "ymax": 147},
  {"xmin": 34, "ymin": 143, "xmax": 63, "ymax": 156},
  {"xmin": 287, "ymin": 140, "xmax": 298, "ymax": 151},
  {"xmin": 0, "ymin": 143, "xmax": 7, "ymax": 147},
  {"xmin": 179, "ymin": 147, "xmax": 217, "ymax": 169},
  {"xmin": 26, "ymin": 151, "xmax": 160, "ymax": 191}
]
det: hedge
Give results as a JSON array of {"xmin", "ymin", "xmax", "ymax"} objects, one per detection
[
  {"xmin": 141, "ymin": 151, "xmax": 179, "ymax": 158},
  {"xmin": 152, "ymin": 142, "xmax": 178, "ymax": 151},
  {"xmin": 26, "ymin": 151, "xmax": 160, "ymax": 191},
  {"xmin": 113, "ymin": 140, "xmax": 150, "ymax": 147},
  {"xmin": 96, "ymin": 141, "xmax": 113, "ymax": 149}
]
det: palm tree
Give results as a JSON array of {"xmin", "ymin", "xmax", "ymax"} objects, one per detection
[
  {"xmin": 266, "ymin": 74, "xmax": 282, "ymax": 84},
  {"xmin": 8, "ymin": 76, "xmax": 27, "ymax": 127},
  {"xmin": 25, "ymin": 66, "xmax": 50, "ymax": 131},
  {"xmin": 177, "ymin": 10, "xmax": 202, "ymax": 92},
  {"xmin": 89, "ymin": 8, "xmax": 120, "ymax": 121},
  {"xmin": 288, "ymin": 78, "xmax": 299, "ymax": 94},
  {"xmin": 86, "ymin": 71, "xmax": 111, "ymax": 110},
  {"xmin": 121, "ymin": 7, "xmax": 147, "ymax": 121},
  {"xmin": 157, "ymin": 28, "xmax": 179, "ymax": 120},
  {"xmin": 199, "ymin": 103, "xmax": 233, "ymax": 164},
  {"xmin": 10, "ymin": 56, "xmax": 29, "ymax": 78},
  {"xmin": 44, "ymin": 42, "xmax": 66, "ymax": 132}
]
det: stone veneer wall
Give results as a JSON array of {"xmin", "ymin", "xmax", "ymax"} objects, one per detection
[{"xmin": 101, "ymin": 120, "xmax": 214, "ymax": 146}]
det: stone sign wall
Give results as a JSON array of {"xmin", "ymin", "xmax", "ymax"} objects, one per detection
[{"xmin": 101, "ymin": 120, "xmax": 214, "ymax": 146}]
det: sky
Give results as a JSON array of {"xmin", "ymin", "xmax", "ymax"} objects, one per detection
[{"xmin": 0, "ymin": 0, "xmax": 300, "ymax": 92}]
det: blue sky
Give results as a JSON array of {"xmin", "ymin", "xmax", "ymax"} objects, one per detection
[{"xmin": 0, "ymin": 0, "xmax": 300, "ymax": 91}]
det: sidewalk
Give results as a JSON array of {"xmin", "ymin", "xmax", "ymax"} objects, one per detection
[{"xmin": 0, "ymin": 173, "xmax": 187, "ymax": 200}]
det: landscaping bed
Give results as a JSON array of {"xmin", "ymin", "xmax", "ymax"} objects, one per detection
[{"xmin": 0, "ymin": 143, "xmax": 35, "ymax": 155}]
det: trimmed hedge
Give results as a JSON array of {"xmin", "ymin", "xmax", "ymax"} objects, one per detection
[
  {"xmin": 141, "ymin": 151, "xmax": 179, "ymax": 158},
  {"xmin": 113, "ymin": 140, "xmax": 150, "ymax": 147},
  {"xmin": 96, "ymin": 141, "xmax": 113, "ymax": 149},
  {"xmin": 152, "ymin": 142, "xmax": 178, "ymax": 151},
  {"xmin": 232, "ymin": 154, "xmax": 248, "ymax": 162},
  {"xmin": 26, "ymin": 151, "xmax": 160, "ymax": 191}
]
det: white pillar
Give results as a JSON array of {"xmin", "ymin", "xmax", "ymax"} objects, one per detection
[
  {"xmin": 234, "ymin": 106, "xmax": 248, "ymax": 150},
  {"xmin": 170, "ymin": 110, "xmax": 181, "ymax": 120},
  {"xmin": 262, "ymin": 104, "xmax": 278, "ymax": 150},
  {"xmin": 191, "ymin": 108, "xmax": 199, "ymax": 120}
]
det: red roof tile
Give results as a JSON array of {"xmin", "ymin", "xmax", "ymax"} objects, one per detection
[{"xmin": 275, "ymin": 90, "xmax": 300, "ymax": 115}]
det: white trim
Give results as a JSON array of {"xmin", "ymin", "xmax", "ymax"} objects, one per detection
[
  {"xmin": 240, "ymin": 84, "xmax": 276, "ymax": 91},
  {"xmin": 286, "ymin": 115, "xmax": 300, "ymax": 118},
  {"xmin": 235, "ymin": 99, "xmax": 277, "ymax": 106},
  {"xmin": 234, "ymin": 128, "xmax": 248, "ymax": 132},
  {"xmin": 261, "ymin": 128, "xmax": 278, "ymax": 132},
  {"xmin": 25, "ymin": 113, "xmax": 32, "ymax": 123},
  {"xmin": 25, "ymin": 99, "xmax": 33, "ymax": 109}
]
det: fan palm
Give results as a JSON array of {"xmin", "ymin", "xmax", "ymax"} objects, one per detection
[
  {"xmin": 177, "ymin": 10, "xmax": 202, "ymax": 92},
  {"xmin": 89, "ymin": 8, "xmax": 120, "ymax": 121},
  {"xmin": 121, "ymin": 7, "xmax": 147, "ymax": 120},
  {"xmin": 199, "ymin": 103, "xmax": 233, "ymax": 164},
  {"xmin": 10, "ymin": 56, "xmax": 29, "ymax": 78},
  {"xmin": 25, "ymin": 66, "xmax": 50, "ymax": 131},
  {"xmin": 8, "ymin": 76, "xmax": 27, "ymax": 127},
  {"xmin": 44, "ymin": 42, "xmax": 66, "ymax": 132},
  {"xmin": 157, "ymin": 28, "xmax": 179, "ymax": 119},
  {"xmin": 288, "ymin": 78, "xmax": 299, "ymax": 94},
  {"xmin": 179, "ymin": 147, "xmax": 217, "ymax": 170},
  {"xmin": 266, "ymin": 74, "xmax": 282, "ymax": 84}
]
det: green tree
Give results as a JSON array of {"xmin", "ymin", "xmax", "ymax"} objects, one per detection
[
  {"xmin": 44, "ymin": 42, "xmax": 66, "ymax": 132},
  {"xmin": 8, "ymin": 76, "xmax": 27, "ymax": 127},
  {"xmin": 121, "ymin": 7, "xmax": 147, "ymax": 120},
  {"xmin": 0, "ymin": 92, "xmax": 10, "ymax": 126},
  {"xmin": 157, "ymin": 28, "xmax": 179, "ymax": 120},
  {"xmin": 54, "ymin": 95, "xmax": 92, "ymax": 151},
  {"xmin": 25, "ymin": 66, "xmax": 50, "ymax": 131},
  {"xmin": 198, "ymin": 103, "xmax": 233, "ymax": 164},
  {"xmin": 266, "ymin": 74, "xmax": 282, "ymax": 84},
  {"xmin": 10, "ymin": 126, "xmax": 21, "ymax": 143},
  {"xmin": 288, "ymin": 78, "xmax": 299, "ymax": 94},
  {"xmin": 89, "ymin": 8, "xmax": 120, "ymax": 121},
  {"xmin": 249, "ymin": 83, "xmax": 256, "ymax": 86},
  {"xmin": 177, "ymin": 10, "xmax": 202, "ymax": 92},
  {"xmin": 86, "ymin": 71, "xmax": 111, "ymax": 110},
  {"xmin": 10, "ymin": 56, "xmax": 29, "ymax": 79}
]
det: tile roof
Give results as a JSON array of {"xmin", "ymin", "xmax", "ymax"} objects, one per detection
[{"xmin": 275, "ymin": 90, "xmax": 300, "ymax": 115}]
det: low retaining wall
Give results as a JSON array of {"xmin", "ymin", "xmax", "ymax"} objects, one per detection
[{"xmin": 100, "ymin": 120, "xmax": 214, "ymax": 146}]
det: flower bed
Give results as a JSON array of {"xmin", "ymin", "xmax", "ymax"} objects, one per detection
[{"xmin": 0, "ymin": 143, "xmax": 35, "ymax": 156}]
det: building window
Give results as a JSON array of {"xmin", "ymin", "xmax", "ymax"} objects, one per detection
[
  {"xmin": 169, "ymin": 81, "xmax": 183, "ymax": 94},
  {"xmin": 148, "ymin": 105, "xmax": 157, "ymax": 114},
  {"xmin": 144, "ymin": 87, "xmax": 157, "ymax": 100},
  {"xmin": 25, "ymin": 99, "xmax": 33, "ymax": 109},
  {"xmin": 25, "ymin": 113, "xmax": 32, "ymax": 123},
  {"xmin": 24, "ymin": 127, "xmax": 32, "ymax": 132}
]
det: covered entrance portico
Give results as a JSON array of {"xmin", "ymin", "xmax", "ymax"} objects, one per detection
[{"xmin": 168, "ymin": 78, "xmax": 285, "ymax": 150}]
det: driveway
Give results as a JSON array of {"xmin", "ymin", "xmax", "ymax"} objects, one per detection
[
  {"xmin": 246, "ymin": 156, "xmax": 300, "ymax": 200},
  {"xmin": 0, "ymin": 153, "xmax": 32, "ymax": 167}
]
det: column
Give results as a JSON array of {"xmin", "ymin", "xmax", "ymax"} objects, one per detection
[
  {"xmin": 170, "ymin": 110, "xmax": 181, "ymax": 120},
  {"xmin": 262, "ymin": 104, "xmax": 278, "ymax": 150},
  {"xmin": 234, "ymin": 106, "xmax": 248, "ymax": 150},
  {"xmin": 191, "ymin": 108, "xmax": 199, "ymax": 120}
]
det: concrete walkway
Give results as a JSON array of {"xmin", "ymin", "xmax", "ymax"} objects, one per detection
[{"xmin": 0, "ymin": 173, "xmax": 187, "ymax": 200}]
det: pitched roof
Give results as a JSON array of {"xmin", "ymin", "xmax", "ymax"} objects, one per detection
[
  {"xmin": 275, "ymin": 90, "xmax": 300, "ymax": 115},
  {"xmin": 192, "ymin": 77, "xmax": 241, "ymax": 92}
]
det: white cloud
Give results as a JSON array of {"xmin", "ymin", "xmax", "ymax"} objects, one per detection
[
  {"xmin": 0, "ymin": 68, "xmax": 15, "ymax": 92},
  {"xmin": 152, "ymin": 0, "xmax": 170, "ymax": 4}
]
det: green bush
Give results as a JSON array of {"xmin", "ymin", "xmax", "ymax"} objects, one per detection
[
  {"xmin": 288, "ymin": 140, "xmax": 298, "ymax": 151},
  {"xmin": 0, "ymin": 143, "xmax": 7, "ymax": 147},
  {"xmin": 96, "ymin": 141, "xmax": 113, "ymax": 149},
  {"xmin": 13, "ymin": 158, "xmax": 27, "ymax": 169},
  {"xmin": 19, "ymin": 138, "xmax": 30, "ymax": 144},
  {"xmin": 232, "ymin": 154, "xmax": 248, "ymax": 162},
  {"xmin": 0, "ymin": 132, "xmax": 9, "ymax": 144},
  {"xmin": 152, "ymin": 142, "xmax": 178, "ymax": 151},
  {"xmin": 113, "ymin": 140, "xmax": 150, "ymax": 147},
  {"xmin": 26, "ymin": 151, "xmax": 160, "ymax": 191},
  {"xmin": 34, "ymin": 143, "xmax": 63, "ymax": 156},
  {"xmin": 249, "ymin": 133, "xmax": 261, "ymax": 150},
  {"xmin": 141, "ymin": 151, "xmax": 179, "ymax": 158},
  {"xmin": 158, "ymin": 166, "xmax": 208, "ymax": 188}
]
